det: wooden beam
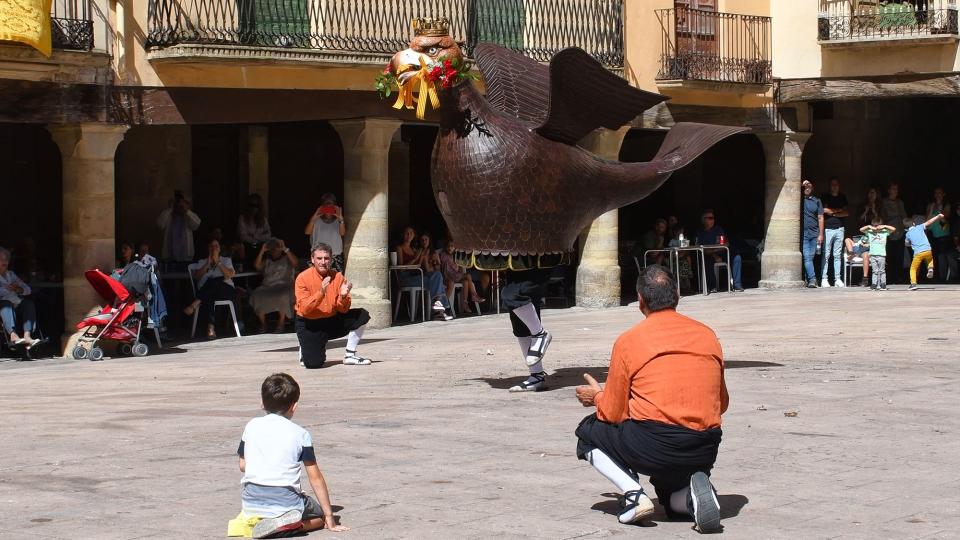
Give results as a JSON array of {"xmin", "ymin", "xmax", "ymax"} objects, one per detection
[
  {"xmin": 777, "ymin": 73, "xmax": 960, "ymax": 103},
  {"xmin": 0, "ymin": 79, "xmax": 433, "ymax": 125}
]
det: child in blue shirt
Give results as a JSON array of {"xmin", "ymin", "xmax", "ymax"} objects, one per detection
[{"xmin": 903, "ymin": 213, "xmax": 943, "ymax": 290}]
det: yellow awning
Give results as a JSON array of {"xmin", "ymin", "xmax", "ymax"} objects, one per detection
[{"xmin": 0, "ymin": 0, "xmax": 53, "ymax": 57}]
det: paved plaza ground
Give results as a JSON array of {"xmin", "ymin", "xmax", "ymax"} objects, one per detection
[{"xmin": 1, "ymin": 285, "xmax": 959, "ymax": 539}]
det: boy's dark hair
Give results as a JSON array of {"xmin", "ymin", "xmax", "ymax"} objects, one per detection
[
  {"xmin": 636, "ymin": 265, "xmax": 679, "ymax": 312},
  {"xmin": 261, "ymin": 373, "xmax": 300, "ymax": 414},
  {"xmin": 871, "ymin": 216, "xmax": 883, "ymax": 226}
]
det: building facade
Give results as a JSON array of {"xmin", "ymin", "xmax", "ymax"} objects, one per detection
[{"xmin": 2, "ymin": 0, "xmax": 956, "ymax": 352}]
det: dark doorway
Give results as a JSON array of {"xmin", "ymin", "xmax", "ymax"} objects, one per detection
[{"xmin": 191, "ymin": 125, "xmax": 244, "ymax": 248}]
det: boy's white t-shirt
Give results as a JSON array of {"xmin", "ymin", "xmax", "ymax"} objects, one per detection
[{"xmin": 240, "ymin": 413, "xmax": 315, "ymax": 491}]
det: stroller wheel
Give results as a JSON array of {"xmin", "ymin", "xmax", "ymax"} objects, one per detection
[
  {"xmin": 132, "ymin": 343, "xmax": 149, "ymax": 357},
  {"xmin": 120, "ymin": 344, "xmax": 133, "ymax": 356},
  {"xmin": 71, "ymin": 346, "xmax": 87, "ymax": 359},
  {"xmin": 89, "ymin": 347, "xmax": 104, "ymax": 361}
]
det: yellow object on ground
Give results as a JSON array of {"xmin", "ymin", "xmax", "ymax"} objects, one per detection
[
  {"xmin": 0, "ymin": 0, "xmax": 53, "ymax": 56},
  {"xmin": 226, "ymin": 511, "xmax": 263, "ymax": 537}
]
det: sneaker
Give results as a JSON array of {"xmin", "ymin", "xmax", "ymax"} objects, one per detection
[
  {"xmin": 432, "ymin": 300, "xmax": 446, "ymax": 312},
  {"xmin": 442, "ymin": 313, "xmax": 454, "ymax": 321},
  {"xmin": 909, "ymin": 284, "xmax": 918, "ymax": 290},
  {"xmin": 835, "ymin": 280, "xmax": 845, "ymax": 288},
  {"xmin": 525, "ymin": 330, "xmax": 552, "ymax": 366},
  {"xmin": 860, "ymin": 278, "xmax": 869, "ymax": 287},
  {"xmin": 689, "ymin": 472, "xmax": 721, "ymax": 533},
  {"xmin": 508, "ymin": 371, "xmax": 547, "ymax": 392},
  {"xmin": 732, "ymin": 286, "xmax": 744, "ymax": 292},
  {"xmin": 252, "ymin": 509, "xmax": 303, "ymax": 539},
  {"xmin": 806, "ymin": 281, "xmax": 817, "ymax": 288},
  {"xmin": 344, "ymin": 353, "xmax": 372, "ymax": 366},
  {"xmin": 618, "ymin": 489, "xmax": 655, "ymax": 524},
  {"xmin": 821, "ymin": 279, "xmax": 830, "ymax": 288},
  {"xmin": 879, "ymin": 286, "xmax": 888, "ymax": 291},
  {"xmin": 927, "ymin": 266, "xmax": 935, "ymax": 279}
]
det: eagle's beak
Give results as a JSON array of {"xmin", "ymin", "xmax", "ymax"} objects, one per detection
[{"xmin": 390, "ymin": 48, "xmax": 429, "ymax": 85}]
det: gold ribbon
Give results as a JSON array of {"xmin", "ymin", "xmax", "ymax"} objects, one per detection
[{"xmin": 391, "ymin": 58, "xmax": 440, "ymax": 120}]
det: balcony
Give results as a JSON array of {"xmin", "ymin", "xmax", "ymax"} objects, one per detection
[
  {"xmin": 51, "ymin": 0, "xmax": 94, "ymax": 51},
  {"xmin": 145, "ymin": 0, "xmax": 624, "ymax": 71},
  {"xmin": 818, "ymin": 0, "xmax": 959, "ymax": 47},
  {"xmin": 655, "ymin": 7, "xmax": 772, "ymax": 91}
]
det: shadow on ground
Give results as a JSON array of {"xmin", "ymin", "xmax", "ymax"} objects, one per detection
[
  {"xmin": 469, "ymin": 366, "xmax": 609, "ymax": 391},
  {"xmin": 262, "ymin": 338, "xmax": 392, "ymax": 353},
  {"xmin": 591, "ymin": 493, "xmax": 748, "ymax": 523},
  {"xmin": 725, "ymin": 360, "xmax": 782, "ymax": 369}
]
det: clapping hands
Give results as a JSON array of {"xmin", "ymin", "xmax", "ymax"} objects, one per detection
[{"xmin": 339, "ymin": 279, "xmax": 353, "ymax": 297}]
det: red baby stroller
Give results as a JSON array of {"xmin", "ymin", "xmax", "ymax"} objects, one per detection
[{"xmin": 72, "ymin": 268, "xmax": 152, "ymax": 361}]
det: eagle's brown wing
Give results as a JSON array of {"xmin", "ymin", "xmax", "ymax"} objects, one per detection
[
  {"xmin": 473, "ymin": 43, "xmax": 550, "ymax": 127},
  {"xmin": 536, "ymin": 47, "xmax": 669, "ymax": 145}
]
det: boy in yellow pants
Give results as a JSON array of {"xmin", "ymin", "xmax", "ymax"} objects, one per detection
[{"xmin": 904, "ymin": 213, "xmax": 944, "ymax": 290}]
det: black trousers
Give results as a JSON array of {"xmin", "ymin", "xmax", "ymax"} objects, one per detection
[
  {"xmin": 502, "ymin": 269, "xmax": 550, "ymax": 337},
  {"xmin": 196, "ymin": 279, "xmax": 236, "ymax": 325},
  {"xmin": 295, "ymin": 308, "xmax": 370, "ymax": 369},
  {"xmin": 575, "ymin": 413, "xmax": 722, "ymax": 507}
]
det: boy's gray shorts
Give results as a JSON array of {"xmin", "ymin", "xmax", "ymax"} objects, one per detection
[
  {"xmin": 301, "ymin": 494, "xmax": 323, "ymax": 519},
  {"xmin": 242, "ymin": 483, "xmax": 323, "ymax": 519}
]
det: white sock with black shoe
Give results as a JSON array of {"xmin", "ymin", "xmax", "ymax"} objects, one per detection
[
  {"xmin": 509, "ymin": 337, "xmax": 547, "ymax": 392},
  {"xmin": 586, "ymin": 449, "xmax": 654, "ymax": 524},
  {"xmin": 344, "ymin": 325, "xmax": 371, "ymax": 365}
]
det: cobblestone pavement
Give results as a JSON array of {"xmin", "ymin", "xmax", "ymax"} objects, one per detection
[{"xmin": 1, "ymin": 285, "xmax": 958, "ymax": 539}]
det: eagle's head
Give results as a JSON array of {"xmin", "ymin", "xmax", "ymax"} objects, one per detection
[{"xmin": 388, "ymin": 17, "xmax": 464, "ymax": 86}]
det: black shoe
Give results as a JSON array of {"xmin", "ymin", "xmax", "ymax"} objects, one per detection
[
  {"xmin": 689, "ymin": 472, "xmax": 721, "ymax": 533},
  {"xmin": 806, "ymin": 282, "xmax": 817, "ymax": 288},
  {"xmin": 909, "ymin": 284, "xmax": 918, "ymax": 290},
  {"xmin": 732, "ymin": 286, "xmax": 744, "ymax": 292}
]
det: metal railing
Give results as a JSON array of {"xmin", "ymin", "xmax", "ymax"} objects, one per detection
[
  {"xmin": 655, "ymin": 7, "xmax": 772, "ymax": 85},
  {"xmin": 51, "ymin": 0, "xmax": 94, "ymax": 51},
  {"xmin": 145, "ymin": 0, "xmax": 623, "ymax": 69},
  {"xmin": 818, "ymin": 0, "xmax": 959, "ymax": 41}
]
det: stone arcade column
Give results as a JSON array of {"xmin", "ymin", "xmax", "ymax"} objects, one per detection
[
  {"xmin": 756, "ymin": 131, "xmax": 811, "ymax": 289},
  {"xmin": 331, "ymin": 118, "xmax": 401, "ymax": 329},
  {"xmin": 47, "ymin": 123, "xmax": 128, "ymax": 352},
  {"xmin": 575, "ymin": 126, "xmax": 630, "ymax": 307}
]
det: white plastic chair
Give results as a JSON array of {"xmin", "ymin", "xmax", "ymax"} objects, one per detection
[
  {"xmin": 390, "ymin": 266, "xmax": 426, "ymax": 322},
  {"xmin": 450, "ymin": 282, "xmax": 481, "ymax": 318},
  {"xmin": 843, "ymin": 245, "xmax": 866, "ymax": 286},
  {"xmin": 187, "ymin": 263, "xmax": 241, "ymax": 338}
]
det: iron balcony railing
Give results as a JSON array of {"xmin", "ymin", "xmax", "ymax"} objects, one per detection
[
  {"xmin": 145, "ymin": 0, "xmax": 624, "ymax": 69},
  {"xmin": 818, "ymin": 0, "xmax": 959, "ymax": 41},
  {"xmin": 51, "ymin": 0, "xmax": 94, "ymax": 51},
  {"xmin": 655, "ymin": 7, "xmax": 772, "ymax": 85}
]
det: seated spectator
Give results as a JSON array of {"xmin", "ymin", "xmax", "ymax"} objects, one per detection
[
  {"xmin": 844, "ymin": 235, "xmax": 870, "ymax": 287},
  {"xmin": 237, "ymin": 193, "xmax": 272, "ymax": 267},
  {"xmin": 116, "ymin": 242, "xmax": 136, "ymax": 270},
  {"xmin": 695, "ymin": 209, "xmax": 744, "ymax": 292},
  {"xmin": 640, "ymin": 218, "xmax": 669, "ymax": 266},
  {"xmin": 0, "ymin": 247, "xmax": 41, "ymax": 349},
  {"xmin": 184, "ymin": 239, "xmax": 237, "ymax": 339},
  {"xmin": 137, "ymin": 242, "xmax": 158, "ymax": 270},
  {"xmin": 394, "ymin": 227, "xmax": 452, "ymax": 320},
  {"xmin": 250, "ymin": 238, "xmax": 297, "ymax": 333},
  {"xmin": 440, "ymin": 239, "xmax": 484, "ymax": 314},
  {"xmin": 305, "ymin": 193, "xmax": 346, "ymax": 273}
]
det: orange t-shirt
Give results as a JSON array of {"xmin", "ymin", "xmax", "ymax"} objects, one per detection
[
  {"xmin": 294, "ymin": 268, "xmax": 351, "ymax": 319},
  {"xmin": 594, "ymin": 309, "xmax": 729, "ymax": 431}
]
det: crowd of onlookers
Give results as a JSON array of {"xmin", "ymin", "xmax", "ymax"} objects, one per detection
[
  {"xmin": 636, "ymin": 210, "xmax": 745, "ymax": 294},
  {"xmin": 803, "ymin": 179, "xmax": 957, "ymax": 289}
]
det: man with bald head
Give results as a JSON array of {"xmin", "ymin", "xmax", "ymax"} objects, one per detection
[{"xmin": 574, "ymin": 265, "xmax": 728, "ymax": 532}]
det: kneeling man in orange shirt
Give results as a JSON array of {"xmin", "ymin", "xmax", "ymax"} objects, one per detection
[
  {"xmin": 294, "ymin": 243, "xmax": 371, "ymax": 368},
  {"xmin": 575, "ymin": 265, "xmax": 728, "ymax": 532}
]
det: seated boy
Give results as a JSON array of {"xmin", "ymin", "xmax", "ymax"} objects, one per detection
[
  {"xmin": 843, "ymin": 234, "xmax": 870, "ymax": 287},
  {"xmin": 237, "ymin": 373, "xmax": 349, "ymax": 538}
]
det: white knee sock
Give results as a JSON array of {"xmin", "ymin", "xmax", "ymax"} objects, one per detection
[
  {"xmin": 586, "ymin": 449, "xmax": 641, "ymax": 493},
  {"xmin": 670, "ymin": 486, "xmax": 691, "ymax": 515},
  {"xmin": 346, "ymin": 325, "xmax": 365, "ymax": 354},
  {"xmin": 511, "ymin": 303, "xmax": 543, "ymax": 335},
  {"xmin": 517, "ymin": 336, "xmax": 532, "ymax": 360}
]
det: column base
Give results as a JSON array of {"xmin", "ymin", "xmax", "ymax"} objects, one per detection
[
  {"xmin": 575, "ymin": 262, "xmax": 621, "ymax": 308},
  {"xmin": 350, "ymin": 298, "xmax": 393, "ymax": 330},
  {"xmin": 758, "ymin": 280, "xmax": 806, "ymax": 290}
]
